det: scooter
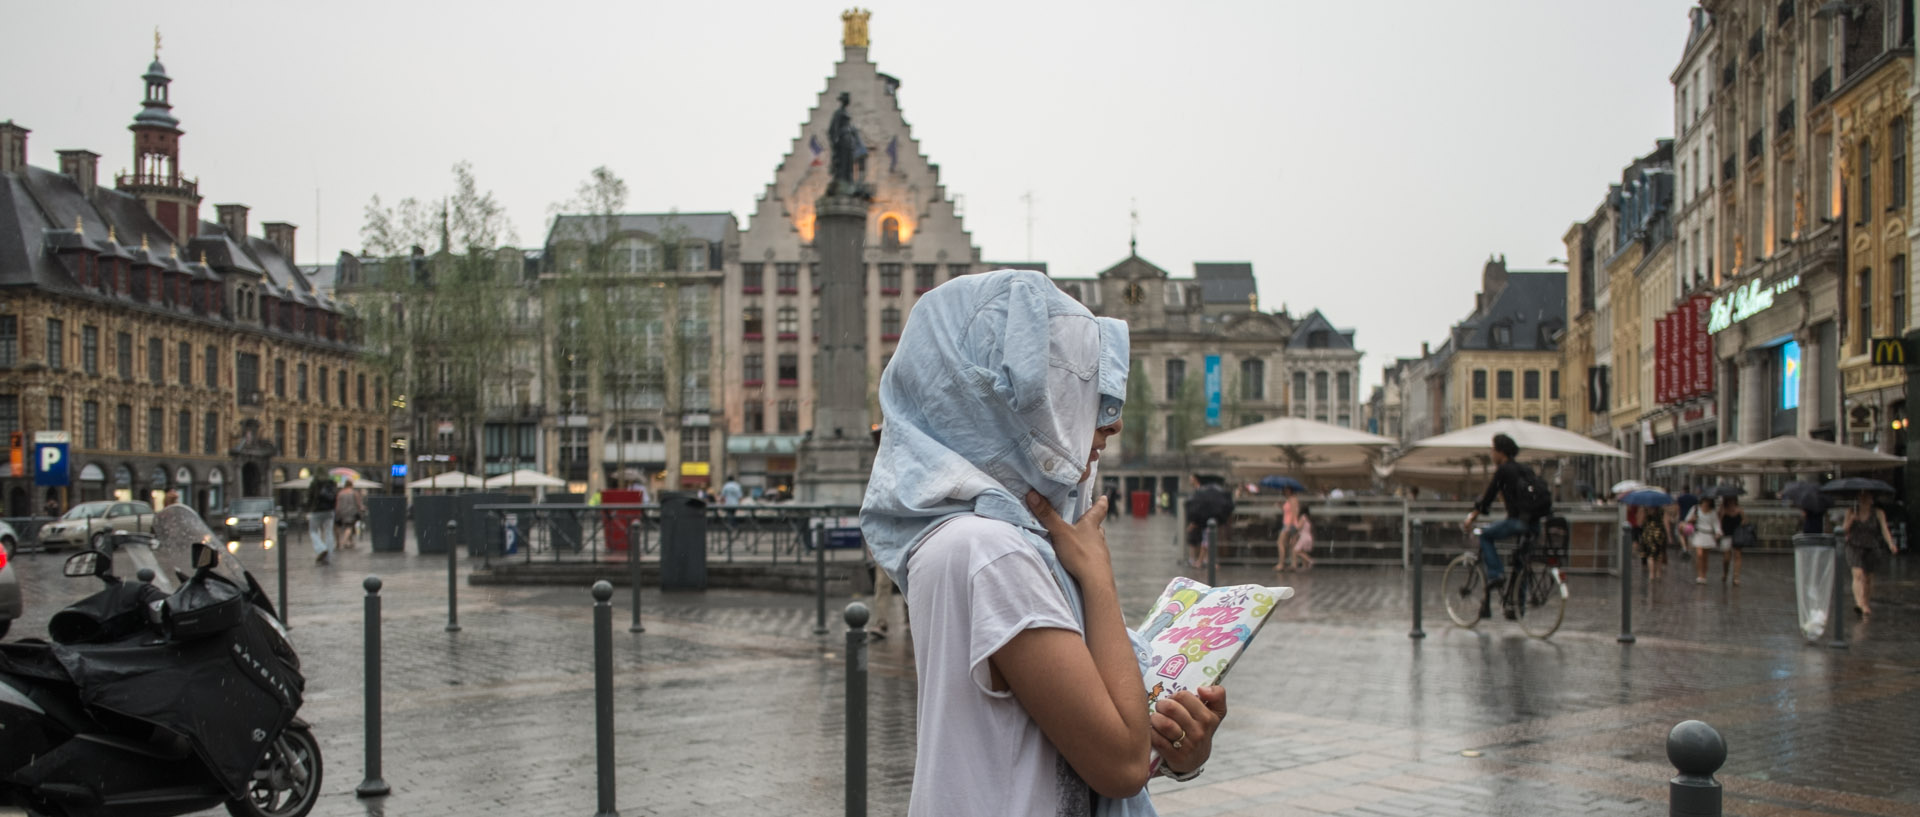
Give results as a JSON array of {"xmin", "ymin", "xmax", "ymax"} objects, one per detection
[{"xmin": 0, "ymin": 506, "xmax": 320, "ymax": 817}]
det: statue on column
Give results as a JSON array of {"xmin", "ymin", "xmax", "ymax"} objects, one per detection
[{"xmin": 828, "ymin": 92, "xmax": 872, "ymax": 199}]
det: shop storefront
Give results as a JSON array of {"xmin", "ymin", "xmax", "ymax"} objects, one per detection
[{"xmin": 1710, "ymin": 264, "xmax": 1841, "ymax": 446}]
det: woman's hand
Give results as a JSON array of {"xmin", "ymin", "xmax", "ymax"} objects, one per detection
[
  {"xmin": 1027, "ymin": 491, "xmax": 1113, "ymax": 583},
  {"xmin": 1152, "ymin": 686, "xmax": 1227, "ymax": 776}
]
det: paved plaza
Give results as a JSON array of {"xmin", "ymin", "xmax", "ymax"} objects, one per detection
[{"xmin": 6, "ymin": 515, "xmax": 1917, "ymax": 817}]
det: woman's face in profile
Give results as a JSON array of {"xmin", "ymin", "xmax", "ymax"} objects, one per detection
[{"xmin": 1079, "ymin": 419, "xmax": 1123, "ymax": 483}]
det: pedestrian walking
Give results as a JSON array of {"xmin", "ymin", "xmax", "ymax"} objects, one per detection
[
  {"xmin": 1840, "ymin": 492, "xmax": 1897, "ymax": 618},
  {"xmin": 308, "ymin": 472, "xmax": 338, "ymax": 565},
  {"xmin": 1286, "ymin": 505, "xmax": 1315, "ymax": 571},
  {"xmin": 1685, "ymin": 497, "xmax": 1723, "ymax": 585},
  {"xmin": 1274, "ymin": 488, "xmax": 1302, "ymax": 572},
  {"xmin": 1720, "ymin": 496, "xmax": 1748, "ymax": 585},
  {"xmin": 333, "ymin": 481, "xmax": 366, "ymax": 551},
  {"xmin": 1637, "ymin": 504, "xmax": 1669, "ymax": 581},
  {"xmin": 1183, "ymin": 475, "xmax": 1232, "ymax": 568},
  {"xmin": 861, "ymin": 271, "xmax": 1223, "ymax": 815},
  {"xmin": 720, "ymin": 475, "xmax": 743, "ymax": 506}
]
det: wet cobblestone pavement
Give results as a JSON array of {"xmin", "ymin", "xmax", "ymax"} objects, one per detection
[{"xmin": 6, "ymin": 515, "xmax": 1917, "ymax": 817}]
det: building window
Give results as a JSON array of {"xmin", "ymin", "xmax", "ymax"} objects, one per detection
[
  {"xmin": 147, "ymin": 408, "xmax": 163, "ymax": 453},
  {"xmin": 1314, "ymin": 371, "xmax": 1329, "ymax": 402},
  {"xmin": 880, "ymin": 216, "xmax": 901, "ymax": 248},
  {"xmin": 318, "ymin": 366, "xmax": 330, "ymax": 405},
  {"xmin": 742, "ymin": 262, "xmax": 764, "ymax": 293},
  {"xmin": 355, "ymin": 427, "xmax": 367, "ymax": 462},
  {"xmin": 1496, "ymin": 370, "xmax": 1514, "ymax": 399},
  {"xmin": 1166, "ymin": 359, "xmax": 1187, "ymax": 400},
  {"xmin": 681, "ymin": 427, "xmax": 710, "ymax": 464},
  {"xmin": 0, "ymin": 396, "xmax": 16, "ymax": 435},
  {"xmin": 296, "ymin": 363, "xmax": 308, "ymax": 401},
  {"xmin": 273, "ymin": 420, "xmax": 285, "ymax": 455},
  {"xmin": 44, "ymin": 319, "xmax": 66, "ymax": 371},
  {"xmin": 1893, "ymin": 118, "xmax": 1908, "ymax": 209},
  {"xmin": 1490, "ymin": 324, "xmax": 1512, "ymax": 347},
  {"xmin": 338, "ymin": 370, "xmax": 348, "ymax": 405},
  {"xmin": 777, "ymin": 354, "xmax": 798, "ymax": 385},
  {"xmin": 1858, "ymin": 268, "xmax": 1874, "ymax": 352},
  {"xmin": 1472, "ymin": 414, "xmax": 1487, "ymax": 426},
  {"xmin": 203, "ymin": 412, "xmax": 218, "ymax": 454},
  {"xmin": 743, "ymin": 400, "xmax": 765, "ymax": 432},
  {"xmin": 915, "ymin": 264, "xmax": 937, "ymax": 292},
  {"xmin": 681, "ymin": 244, "xmax": 708, "ymax": 272},
  {"xmin": 947, "ymin": 263, "xmax": 970, "ymax": 278},
  {"xmin": 147, "ymin": 338, "xmax": 163, "ymax": 384},
  {"xmin": 0, "ymin": 316, "xmax": 15, "ymax": 368},
  {"xmin": 1240, "ymin": 359, "xmax": 1265, "ymax": 400},
  {"xmin": 237, "ymin": 354, "xmax": 260, "ymax": 401},
  {"xmin": 1239, "ymin": 414, "xmax": 1263, "ymax": 427},
  {"xmin": 1292, "ymin": 371, "xmax": 1307, "ymax": 402},
  {"xmin": 1550, "ymin": 370, "xmax": 1561, "ymax": 399},
  {"xmin": 1336, "ymin": 371, "xmax": 1350, "ymax": 402},
  {"xmin": 1858, "ymin": 139, "xmax": 1873, "ymax": 221},
  {"xmin": 47, "ymin": 396, "xmax": 63, "ymax": 432},
  {"xmin": 744, "ymin": 353, "xmax": 764, "ymax": 384},
  {"xmin": 775, "ymin": 307, "xmax": 799, "ymax": 338},
  {"xmin": 1472, "ymin": 369, "xmax": 1488, "ymax": 399},
  {"xmin": 318, "ymin": 424, "xmax": 329, "ymax": 460},
  {"xmin": 83, "ymin": 401, "xmax": 99, "ymax": 448},
  {"xmin": 879, "ymin": 263, "xmax": 902, "ymax": 293},
  {"xmin": 116, "ymin": 332, "xmax": 131, "ymax": 379},
  {"xmin": 357, "ymin": 373, "xmax": 368, "ymax": 408},
  {"xmin": 78, "ymin": 324, "xmax": 96, "ymax": 374},
  {"xmin": 177, "ymin": 410, "xmax": 191, "ymax": 454},
  {"xmin": 1523, "ymin": 370, "xmax": 1541, "ymax": 399},
  {"xmin": 777, "ymin": 399, "xmax": 799, "ymax": 433},
  {"xmin": 296, "ymin": 422, "xmax": 308, "ymax": 458},
  {"xmin": 1894, "ymin": 255, "xmax": 1908, "ymax": 336},
  {"xmin": 115, "ymin": 404, "xmax": 132, "ymax": 451},
  {"xmin": 178, "ymin": 341, "xmax": 191, "ymax": 385},
  {"xmin": 881, "ymin": 307, "xmax": 901, "ymax": 338},
  {"xmin": 743, "ymin": 306, "xmax": 764, "ymax": 337},
  {"xmin": 775, "ymin": 263, "xmax": 799, "ymax": 293},
  {"xmin": 204, "ymin": 346, "xmax": 218, "ymax": 387}
]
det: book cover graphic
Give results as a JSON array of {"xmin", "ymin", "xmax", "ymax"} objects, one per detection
[{"xmin": 1139, "ymin": 578, "xmax": 1291, "ymax": 714}]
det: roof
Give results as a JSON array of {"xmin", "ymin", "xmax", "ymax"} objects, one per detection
[
  {"xmin": 1452, "ymin": 271, "xmax": 1566, "ymax": 352},
  {"xmin": 1192, "ymin": 262, "xmax": 1256, "ymax": 305},
  {"xmin": 1096, "ymin": 253, "xmax": 1171, "ymax": 280},
  {"xmin": 545, "ymin": 212, "xmax": 734, "ymax": 247},
  {"xmin": 1288, "ymin": 310, "xmax": 1357, "ymax": 350},
  {"xmin": 301, "ymin": 264, "xmax": 337, "ymax": 294}
]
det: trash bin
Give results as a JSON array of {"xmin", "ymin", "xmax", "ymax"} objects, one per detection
[
  {"xmin": 412, "ymin": 495, "xmax": 459, "ymax": 555},
  {"xmin": 547, "ymin": 492, "xmax": 586, "ymax": 552},
  {"xmin": 1793, "ymin": 533, "xmax": 1837, "ymax": 641},
  {"xmin": 366, "ymin": 495, "xmax": 406, "ymax": 553},
  {"xmin": 659, "ymin": 492, "xmax": 708, "ymax": 591},
  {"xmin": 1130, "ymin": 490, "xmax": 1151, "ymax": 519}
]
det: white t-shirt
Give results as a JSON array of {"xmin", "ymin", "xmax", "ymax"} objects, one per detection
[{"xmin": 905, "ymin": 514, "xmax": 1092, "ymax": 817}]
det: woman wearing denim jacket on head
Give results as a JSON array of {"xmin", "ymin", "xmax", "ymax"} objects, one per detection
[{"xmin": 861, "ymin": 270, "xmax": 1226, "ymax": 816}]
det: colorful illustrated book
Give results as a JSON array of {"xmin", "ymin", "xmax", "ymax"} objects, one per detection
[{"xmin": 1137, "ymin": 578, "xmax": 1291, "ymax": 767}]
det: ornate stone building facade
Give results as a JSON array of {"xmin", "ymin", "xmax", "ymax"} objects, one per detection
[{"xmin": 0, "ymin": 52, "xmax": 383, "ymax": 517}]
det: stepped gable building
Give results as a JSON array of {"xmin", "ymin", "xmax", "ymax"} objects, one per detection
[
  {"xmin": 0, "ymin": 49, "xmax": 382, "ymax": 517},
  {"xmin": 723, "ymin": 12, "xmax": 982, "ymax": 493},
  {"xmin": 1051, "ymin": 252, "xmax": 1364, "ymax": 499}
]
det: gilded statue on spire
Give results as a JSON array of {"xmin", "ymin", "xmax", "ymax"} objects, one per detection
[
  {"xmin": 154, "ymin": 26, "xmax": 162, "ymax": 59},
  {"xmin": 841, "ymin": 8, "xmax": 871, "ymax": 47}
]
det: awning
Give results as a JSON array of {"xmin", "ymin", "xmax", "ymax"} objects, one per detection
[{"xmin": 726, "ymin": 435, "xmax": 805, "ymax": 455}]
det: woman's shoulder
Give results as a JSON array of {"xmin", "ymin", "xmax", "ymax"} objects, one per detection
[{"xmin": 914, "ymin": 515, "xmax": 1041, "ymax": 574}]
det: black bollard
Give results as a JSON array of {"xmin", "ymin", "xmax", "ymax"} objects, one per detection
[
  {"xmin": 1205, "ymin": 518, "xmax": 1218, "ymax": 587},
  {"xmin": 1408, "ymin": 521, "xmax": 1425, "ymax": 639},
  {"xmin": 844, "ymin": 602, "xmax": 869, "ymax": 817},
  {"xmin": 591, "ymin": 581, "xmax": 618, "ymax": 817},
  {"xmin": 136, "ymin": 567, "xmax": 155, "ymax": 584},
  {"xmin": 446, "ymin": 519, "xmax": 461, "ymax": 633},
  {"xmin": 274, "ymin": 513, "xmax": 289, "ymax": 627},
  {"xmin": 814, "ymin": 524, "xmax": 829, "ymax": 636},
  {"xmin": 1619, "ymin": 520, "xmax": 1636, "ymax": 644},
  {"xmin": 1829, "ymin": 538, "xmax": 1849, "ymax": 649},
  {"xmin": 1667, "ymin": 720, "xmax": 1725, "ymax": 817},
  {"xmin": 356, "ymin": 576, "xmax": 391, "ymax": 798},
  {"xmin": 628, "ymin": 520, "xmax": 645, "ymax": 634}
]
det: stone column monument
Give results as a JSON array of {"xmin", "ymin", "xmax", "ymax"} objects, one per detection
[{"xmin": 799, "ymin": 92, "xmax": 877, "ymax": 504}]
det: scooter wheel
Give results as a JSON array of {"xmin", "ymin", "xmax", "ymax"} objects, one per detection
[{"xmin": 225, "ymin": 725, "xmax": 322, "ymax": 817}]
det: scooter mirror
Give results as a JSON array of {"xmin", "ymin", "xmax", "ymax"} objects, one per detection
[
  {"xmin": 63, "ymin": 549, "xmax": 109, "ymax": 578},
  {"xmin": 190, "ymin": 541, "xmax": 220, "ymax": 570}
]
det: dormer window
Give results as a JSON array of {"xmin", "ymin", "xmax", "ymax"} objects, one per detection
[
  {"xmin": 1490, "ymin": 324, "xmax": 1512, "ymax": 348},
  {"xmin": 1308, "ymin": 330, "xmax": 1330, "ymax": 349}
]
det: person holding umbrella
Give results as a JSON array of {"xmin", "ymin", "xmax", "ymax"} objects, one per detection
[
  {"xmin": 1831, "ymin": 479, "xmax": 1898, "ymax": 617},
  {"xmin": 1718, "ymin": 491, "xmax": 1749, "ymax": 585},
  {"xmin": 1621, "ymin": 489, "xmax": 1675, "ymax": 582},
  {"xmin": 1683, "ymin": 495, "xmax": 1723, "ymax": 585}
]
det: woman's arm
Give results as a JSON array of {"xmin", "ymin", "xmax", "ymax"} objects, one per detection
[
  {"xmin": 1879, "ymin": 509, "xmax": 1897, "ymax": 552},
  {"xmin": 993, "ymin": 493, "xmax": 1152, "ymax": 800}
]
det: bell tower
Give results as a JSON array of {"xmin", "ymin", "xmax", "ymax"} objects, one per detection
[{"xmin": 117, "ymin": 28, "xmax": 201, "ymax": 241}]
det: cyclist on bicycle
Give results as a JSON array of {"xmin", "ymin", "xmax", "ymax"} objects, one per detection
[{"xmin": 1461, "ymin": 434, "xmax": 1552, "ymax": 616}]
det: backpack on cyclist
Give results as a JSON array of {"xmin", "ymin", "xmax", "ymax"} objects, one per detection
[{"xmin": 1512, "ymin": 462, "xmax": 1554, "ymax": 520}]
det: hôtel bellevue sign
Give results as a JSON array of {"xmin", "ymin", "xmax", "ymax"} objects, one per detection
[{"xmin": 1706, "ymin": 274, "xmax": 1801, "ymax": 334}]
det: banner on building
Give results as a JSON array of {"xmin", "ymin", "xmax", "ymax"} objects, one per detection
[
  {"xmin": 1588, "ymin": 366, "xmax": 1610, "ymax": 413},
  {"xmin": 1204, "ymin": 354, "xmax": 1221, "ymax": 427},
  {"xmin": 1656, "ymin": 313, "xmax": 1673, "ymax": 405},
  {"xmin": 1689, "ymin": 294, "xmax": 1714, "ymax": 397},
  {"xmin": 1677, "ymin": 306, "xmax": 1694, "ymax": 401}
]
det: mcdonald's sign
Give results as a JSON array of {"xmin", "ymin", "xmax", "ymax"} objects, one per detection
[{"xmin": 1870, "ymin": 337, "xmax": 1910, "ymax": 366}]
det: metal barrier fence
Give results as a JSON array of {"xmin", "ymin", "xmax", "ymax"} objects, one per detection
[
  {"xmin": 471, "ymin": 503, "xmax": 869, "ymax": 566},
  {"xmin": 1217, "ymin": 500, "xmax": 1626, "ymax": 573}
]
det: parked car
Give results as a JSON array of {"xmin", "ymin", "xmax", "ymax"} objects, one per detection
[
  {"xmin": 217, "ymin": 497, "xmax": 279, "ymax": 541},
  {"xmin": 34, "ymin": 500, "xmax": 157, "ymax": 551},
  {"xmin": 0, "ymin": 519, "xmax": 20, "ymax": 638}
]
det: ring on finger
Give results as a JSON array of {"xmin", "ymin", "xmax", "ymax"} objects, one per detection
[{"xmin": 1172, "ymin": 730, "xmax": 1187, "ymax": 749}]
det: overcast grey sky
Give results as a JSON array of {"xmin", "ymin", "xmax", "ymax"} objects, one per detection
[{"xmin": 8, "ymin": 1, "xmax": 1694, "ymax": 391}]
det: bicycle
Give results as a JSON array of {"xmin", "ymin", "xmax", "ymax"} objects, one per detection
[{"xmin": 1443, "ymin": 516, "xmax": 1569, "ymax": 638}]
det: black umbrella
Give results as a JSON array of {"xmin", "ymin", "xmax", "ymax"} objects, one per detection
[
  {"xmin": 1820, "ymin": 477, "xmax": 1895, "ymax": 495},
  {"xmin": 1779, "ymin": 480, "xmax": 1830, "ymax": 512},
  {"xmin": 1702, "ymin": 483, "xmax": 1746, "ymax": 498}
]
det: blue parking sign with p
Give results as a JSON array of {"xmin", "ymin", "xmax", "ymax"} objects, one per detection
[{"xmin": 34, "ymin": 442, "xmax": 69, "ymax": 487}]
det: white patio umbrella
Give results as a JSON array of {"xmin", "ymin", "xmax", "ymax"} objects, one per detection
[
  {"xmin": 483, "ymin": 470, "xmax": 568, "ymax": 489},
  {"xmin": 1390, "ymin": 418, "xmax": 1627, "ymax": 470},
  {"xmin": 1191, "ymin": 417, "xmax": 1394, "ymax": 473},
  {"xmin": 406, "ymin": 471, "xmax": 486, "ymax": 490},
  {"xmin": 1648, "ymin": 441, "xmax": 1748, "ymax": 470},
  {"xmin": 273, "ymin": 477, "xmax": 311, "ymax": 491},
  {"xmin": 1686, "ymin": 436, "xmax": 1904, "ymax": 473}
]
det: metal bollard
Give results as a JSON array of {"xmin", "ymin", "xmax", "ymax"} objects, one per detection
[
  {"xmin": 814, "ymin": 525, "xmax": 829, "ymax": 636},
  {"xmin": 356, "ymin": 576, "xmax": 391, "ymax": 798},
  {"xmin": 1619, "ymin": 523, "xmax": 1636, "ymax": 644},
  {"xmin": 1408, "ymin": 522, "xmax": 1425, "ymax": 639},
  {"xmin": 1667, "ymin": 720, "xmax": 1725, "ymax": 817},
  {"xmin": 628, "ymin": 520, "xmax": 645, "ymax": 633},
  {"xmin": 1205, "ymin": 518, "xmax": 1218, "ymax": 587},
  {"xmin": 445, "ymin": 519, "xmax": 461, "ymax": 633},
  {"xmin": 1829, "ymin": 538, "xmax": 1849, "ymax": 649},
  {"xmin": 272, "ymin": 514, "xmax": 288, "ymax": 627},
  {"xmin": 590, "ymin": 581, "xmax": 618, "ymax": 817},
  {"xmin": 844, "ymin": 602, "xmax": 869, "ymax": 817}
]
